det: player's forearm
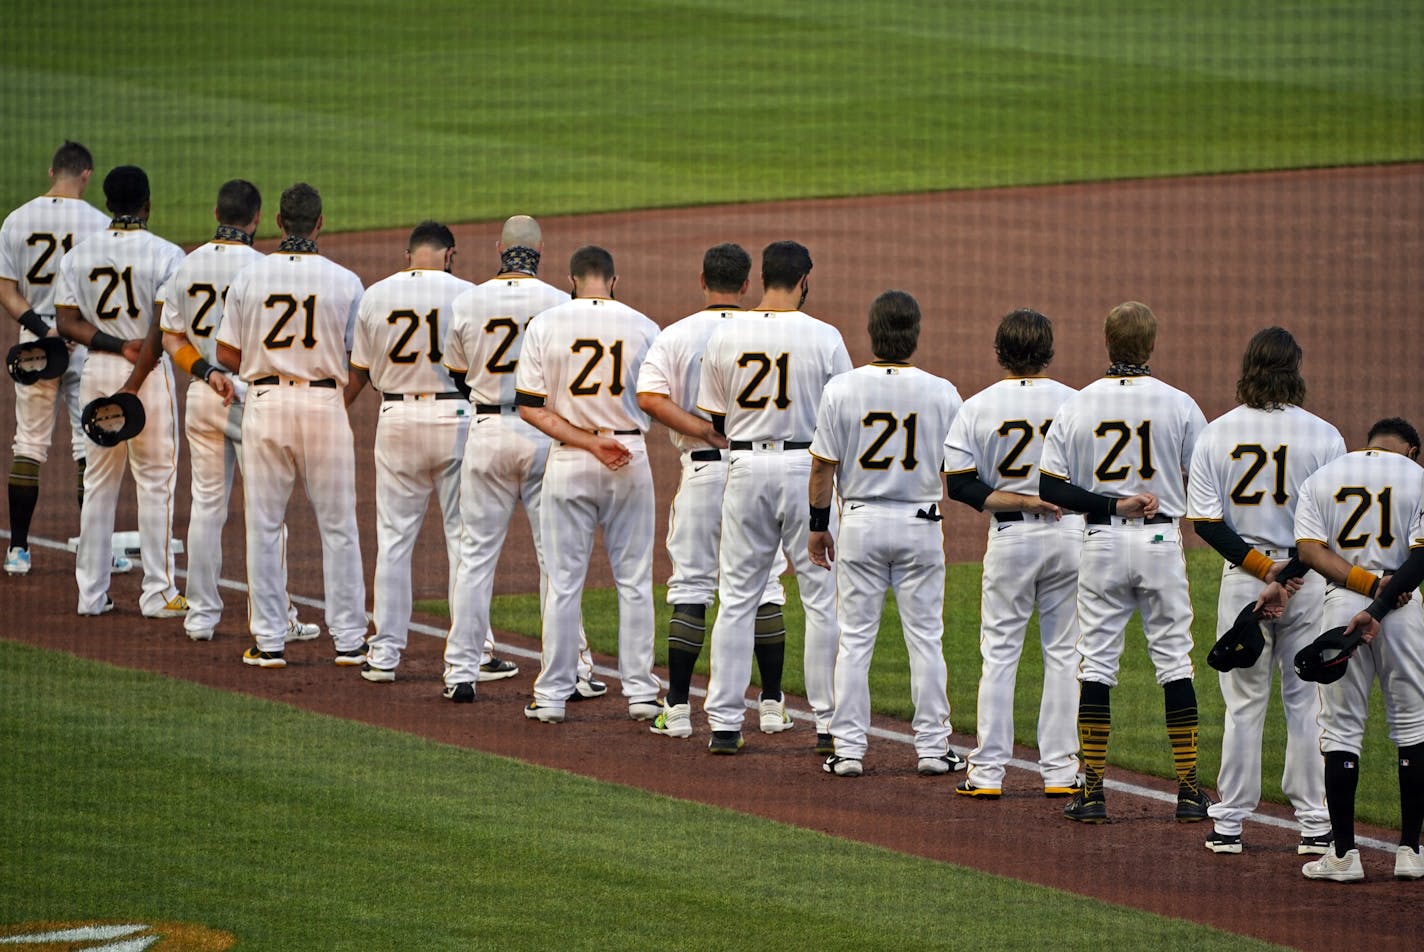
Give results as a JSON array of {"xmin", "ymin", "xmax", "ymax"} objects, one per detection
[
  {"xmin": 343, "ymin": 366, "xmax": 369, "ymax": 407},
  {"xmin": 0, "ymin": 279, "xmax": 37, "ymax": 325},
  {"xmin": 517, "ymin": 404, "xmax": 597, "ymax": 451},
  {"xmin": 1190, "ymin": 519, "xmax": 1256, "ymax": 568},
  {"xmin": 808, "ymin": 458, "xmax": 836, "ymax": 509},
  {"xmin": 637, "ymin": 392, "xmax": 716, "ymax": 441},
  {"xmin": 55, "ymin": 305, "xmax": 123, "ymax": 354},
  {"xmin": 216, "ymin": 342, "xmax": 241, "ymax": 373},
  {"xmin": 120, "ymin": 319, "xmax": 164, "ymax": 392},
  {"xmin": 1297, "ymin": 540, "xmax": 1376, "ymax": 594}
]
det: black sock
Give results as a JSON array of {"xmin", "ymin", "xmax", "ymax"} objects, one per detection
[
  {"xmin": 1323, "ymin": 749, "xmax": 1360, "ymax": 857},
  {"xmin": 753, "ymin": 602, "xmax": 786, "ymax": 701},
  {"xmin": 1163, "ymin": 678, "xmax": 1200, "ymax": 793},
  {"xmin": 7, "ymin": 456, "xmax": 41, "ymax": 548},
  {"xmin": 1079, "ymin": 680, "xmax": 1111, "ymax": 799},
  {"xmin": 665, "ymin": 603, "xmax": 707, "ymax": 707},
  {"xmin": 1399, "ymin": 743, "xmax": 1424, "ymax": 851}
]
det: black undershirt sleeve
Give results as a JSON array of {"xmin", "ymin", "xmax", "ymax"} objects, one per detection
[
  {"xmin": 944, "ymin": 471, "xmax": 994, "ymax": 511},
  {"xmin": 450, "ymin": 370, "xmax": 471, "ymax": 400},
  {"xmin": 1192, "ymin": 519, "xmax": 1253, "ymax": 566},
  {"xmin": 1367, "ymin": 547, "xmax": 1424, "ymax": 620},
  {"xmin": 1038, "ymin": 473, "xmax": 1115, "ymax": 518}
]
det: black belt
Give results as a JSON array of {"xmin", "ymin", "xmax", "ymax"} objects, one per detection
[
  {"xmin": 1085, "ymin": 513, "xmax": 1174, "ymax": 525},
  {"xmin": 611, "ymin": 429, "xmax": 639, "ymax": 435},
  {"xmin": 475, "ymin": 403, "xmax": 513, "ymax": 414},
  {"xmin": 253, "ymin": 375, "xmax": 336, "ymax": 388},
  {"xmin": 381, "ymin": 392, "xmax": 463, "ymax": 401},
  {"xmin": 690, "ymin": 449, "xmax": 723, "ymax": 462},
  {"xmin": 729, "ymin": 440, "xmax": 811, "ymax": 450}
]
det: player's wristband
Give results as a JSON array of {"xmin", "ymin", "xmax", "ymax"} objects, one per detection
[
  {"xmin": 1107, "ymin": 497, "xmax": 1118, "ymax": 517},
  {"xmin": 1345, "ymin": 565, "xmax": 1381, "ymax": 597},
  {"xmin": 89, "ymin": 331, "xmax": 125, "ymax": 354},
  {"xmin": 1241, "ymin": 549, "xmax": 1274, "ymax": 581},
  {"xmin": 191, "ymin": 358, "xmax": 217, "ymax": 383},
  {"xmin": 809, "ymin": 505, "xmax": 831, "ymax": 532},
  {"xmin": 171, "ymin": 342, "xmax": 201, "ymax": 375},
  {"xmin": 18, "ymin": 309, "xmax": 49, "ymax": 338}
]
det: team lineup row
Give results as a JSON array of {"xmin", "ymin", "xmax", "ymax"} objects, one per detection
[{"xmin": 3, "ymin": 144, "xmax": 1422, "ymax": 886}]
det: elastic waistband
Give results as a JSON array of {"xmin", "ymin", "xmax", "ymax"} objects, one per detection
[
  {"xmin": 253, "ymin": 375, "xmax": 336, "ymax": 389},
  {"xmin": 1085, "ymin": 513, "xmax": 1174, "ymax": 526},
  {"xmin": 729, "ymin": 440, "xmax": 811, "ymax": 451},
  {"xmin": 475, "ymin": 403, "xmax": 516, "ymax": 414},
  {"xmin": 689, "ymin": 449, "xmax": 723, "ymax": 462},
  {"xmin": 382, "ymin": 391, "xmax": 463, "ymax": 401}
]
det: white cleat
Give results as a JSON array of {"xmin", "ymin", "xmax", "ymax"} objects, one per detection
[{"xmin": 1302, "ymin": 848, "xmax": 1364, "ymax": 883}]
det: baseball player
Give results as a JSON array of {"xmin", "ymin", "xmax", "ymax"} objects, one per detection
[
  {"xmin": 943, "ymin": 308, "xmax": 1083, "ymax": 798},
  {"xmin": 158, "ymin": 179, "xmax": 318, "ymax": 643},
  {"xmin": 1185, "ymin": 327, "xmax": 1343, "ymax": 854},
  {"xmin": 1292, "ymin": 418, "xmax": 1424, "ymax": 882},
  {"xmin": 1038, "ymin": 301, "xmax": 1210, "ymax": 823},
  {"xmin": 441, "ymin": 215, "xmax": 602, "ymax": 702},
  {"xmin": 346, "ymin": 221, "xmax": 474, "ymax": 682},
  {"xmin": 215, "ymin": 182, "xmax": 368, "ymax": 668},
  {"xmin": 698, "ymin": 240, "xmax": 851, "ymax": 755},
  {"xmin": 808, "ymin": 290, "xmax": 962, "ymax": 776},
  {"xmin": 514, "ymin": 245, "xmax": 661, "ymax": 722},
  {"xmin": 635, "ymin": 243, "xmax": 786, "ymax": 739},
  {"xmin": 53, "ymin": 166, "xmax": 186, "ymax": 617},
  {"xmin": 1, "ymin": 141, "xmax": 121, "ymax": 576}
]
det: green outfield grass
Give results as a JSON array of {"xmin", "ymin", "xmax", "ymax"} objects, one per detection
[
  {"xmin": 2, "ymin": 2, "xmax": 1420, "ymax": 244},
  {"xmin": 0, "ymin": 641, "xmax": 1284, "ymax": 951},
  {"xmin": 436, "ymin": 546, "xmax": 1400, "ymax": 830}
]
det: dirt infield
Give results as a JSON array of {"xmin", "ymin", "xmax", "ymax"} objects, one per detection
[{"xmin": 4, "ymin": 165, "xmax": 1423, "ymax": 949}]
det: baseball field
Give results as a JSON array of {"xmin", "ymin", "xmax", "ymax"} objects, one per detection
[{"xmin": 3, "ymin": 2, "xmax": 1424, "ymax": 949}]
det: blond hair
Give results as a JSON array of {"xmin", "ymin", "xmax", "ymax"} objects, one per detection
[{"xmin": 1105, "ymin": 301, "xmax": 1157, "ymax": 365}]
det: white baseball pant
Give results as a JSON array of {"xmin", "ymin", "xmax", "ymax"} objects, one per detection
[
  {"xmin": 1076, "ymin": 518, "xmax": 1195, "ymax": 687},
  {"xmin": 443, "ymin": 411, "xmax": 596, "ymax": 687},
  {"xmin": 1320, "ymin": 587, "xmax": 1424, "ymax": 752},
  {"xmin": 827, "ymin": 501, "xmax": 950, "ymax": 760},
  {"xmin": 241, "ymin": 383, "xmax": 366, "ymax": 654},
  {"xmin": 967, "ymin": 514, "xmax": 1081, "ymax": 791},
  {"xmin": 367, "ymin": 398, "xmax": 466, "ymax": 671},
  {"xmin": 531, "ymin": 437, "xmax": 659, "ymax": 711},
  {"xmin": 703, "ymin": 449, "xmax": 839, "ymax": 733},
  {"xmin": 11, "ymin": 340, "xmax": 86, "ymax": 464},
  {"xmin": 1208, "ymin": 555, "xmax": 1329, "ymax": 837},
  {"xmin": 75, "ymin": 352, "xmax": 180, "ymax": 615}
]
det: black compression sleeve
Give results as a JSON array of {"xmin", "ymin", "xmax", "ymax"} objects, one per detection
[
  {"xmin": 1038, "ymin": 473, "xmax": 1115, "ymax": 517},
  {"xmin": 711, "ymin": 413, "xmax": 726, "ymax": 436},
  {"xmin": 1191, "ymin": 519, "xmax": 1253, "ymax": 566},
  {"xmin": 1367, "ymin": 548, "xmax": 1424, "ymax": 620},
  {"xmin": 450, "ymin": 370, "xmax": 471, "ymax": 400},
  {"xmin": 945, "ymin": 471, "xmax": 994, "ymax": 511}
]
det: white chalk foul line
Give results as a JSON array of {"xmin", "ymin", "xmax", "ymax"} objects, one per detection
[{"xmin": 10, "ymin": 531, "xmax": 1395, "ymax": 853}]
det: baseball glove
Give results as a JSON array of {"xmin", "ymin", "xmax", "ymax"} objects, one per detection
[
  {"xmin": 1293, "ymin": 626, "xmax": 1364, "ymax": 684},
  {"xmin": 1207, "ymin": 601, "xmax": 1266, "ymax": 672}
]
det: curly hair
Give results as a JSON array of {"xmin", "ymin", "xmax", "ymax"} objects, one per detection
[{"xmin": 1236, "ymin": 326, "xmax": 1305, "ymax": 409}]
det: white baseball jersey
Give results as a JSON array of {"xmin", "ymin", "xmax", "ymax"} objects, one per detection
[
  {"xmin": 159, "ymin": 238, "xmax": 264, "ymax": 366},
  {"xmin": 0, "ymin": 196, "xmax": 110, "ymax": 322},
  {"xmin": 56, "ymin": 227, "xmax": 185, "ymax": 340},
  {"xmin": 943, "ymin": 377, "xmax": 1078, "ymax": 496},
  {"xmin": 1295, "ymin": 448, "xmax": 1424, "ymax": 574},
  {"xmin": 444, "ymin": 274, "xmax": 569, "ymax": 406},
  {"xmin": 636, "ymin": 306, "xmax": 745, "ymax": 453},
  {"xmin": 1040, "ymin": 375, "xmax": 1207, "ymax": 517},
  {"xmin": 352, "ymin": 269, "xmax": 475, "ymax": 393},
  {"xmin": 943, "ymin": 375, "xmax": 1083, "ymax": 792},
  {"xmin": 515, "ymin": 297, "xmax": 658, "ymax": 431},
  {"xmin": 217, "ymin": 250, "xmax": 363, "ymax": 384},
  {"xmin": 810, "ymin": 362, "xmax": 961, "ymax": 503},
  {"xmin": 698, "ymin": 309, "xmax": 853, "ymax": 443},
  {"xmin": 1187, "ymin": 405, "xmax": 1346, "ymax": 548}
]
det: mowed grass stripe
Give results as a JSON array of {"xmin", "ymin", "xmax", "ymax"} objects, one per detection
[
  {"xmin": 429, "ymin": 547, "xmax": 1400, "ymax": 830},
  {"xmin": 2, "ymin": 1, "xmax": 1419, "ymax": 244},
  {"xmin": 0, "ymin": 641, "xmax": 1282, "ymax": 951}
]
